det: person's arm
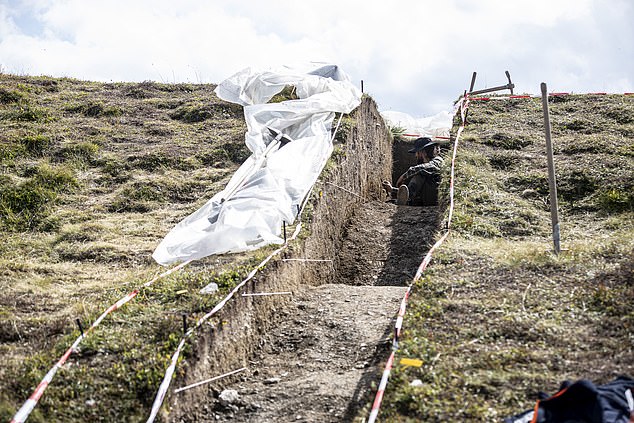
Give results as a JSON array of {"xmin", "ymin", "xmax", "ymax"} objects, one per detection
[{"xmin": 398, "ymin": 156, "xmax": 444, "ymax": 184}]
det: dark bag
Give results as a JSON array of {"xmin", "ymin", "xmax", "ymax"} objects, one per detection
[{"xmin": 505, "ymin": 375, "xmax": 634, "ymax": 423}]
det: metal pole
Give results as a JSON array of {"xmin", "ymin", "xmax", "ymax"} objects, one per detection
[{"xmin": 540, "ymin": 82, "xmax": 561, "ymax": 255}]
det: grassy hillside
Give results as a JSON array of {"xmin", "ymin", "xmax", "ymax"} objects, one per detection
[
  {"xmin": 378, "ymin": 94, "xmax": 634, "ymax": 421},
  {"xmin": 2, "ymin": 73, "xmax": 632, "ymax": 422},
  {"xmin": 0, "ymin": 74, "xmax": 262, "ymax": 421}
]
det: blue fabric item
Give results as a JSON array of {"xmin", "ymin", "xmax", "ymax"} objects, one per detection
[{"xmin": 505, "ymin": 375, "xmax": 634, "ymax": 423}]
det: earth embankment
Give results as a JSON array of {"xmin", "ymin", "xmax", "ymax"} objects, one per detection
[{"xmin": 167, "ymin": 97, "xmax": 419, "ymax": 421}]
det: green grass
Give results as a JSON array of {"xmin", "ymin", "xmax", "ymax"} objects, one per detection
[
  {"xmin": 0, "ymin": 73, "xmax": 251, "ymax": 421},
  {"xmin": 64, "ymin": 101, "xmax": 122, "ymax": 118},
  {"xmin": 0, "ymin": 163, "xmax": 79, "ymax": 230}
]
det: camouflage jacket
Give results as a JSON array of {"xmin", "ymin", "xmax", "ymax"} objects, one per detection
[{"xmin": 401, "ymin": 156, "xmax": 444, "ymax": 182}]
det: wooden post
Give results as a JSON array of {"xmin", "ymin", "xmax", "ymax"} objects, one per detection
[
  {"xmin": 469, "ymin": 72, "xmax": 477, "ymax": 92},
  {"xmin": 540, "ymin": 82, "xmax": 561, "ymax": 254},
  {"xmin": 464, "ymin": 72, "xmax": 477, "ymax": 125}
]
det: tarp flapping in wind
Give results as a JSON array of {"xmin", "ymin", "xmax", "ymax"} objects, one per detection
[
  {"xmin": 381, "ymin": 110, "xmax": 453, "ymax": 140},
  {"xmin": 153, "ymin": 64, "xmax": 362, "ymax": 265}
]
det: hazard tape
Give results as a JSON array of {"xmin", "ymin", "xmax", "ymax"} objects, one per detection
[
  {"xmin": 10, "ymin": 260, "xmax": 192, "ymax": 423},
  {"xmin": 367, "ymin": 95, "xmax": 470, "ymax": 423},
  {"xmin": 469, "ymin": 92, "xmax": 634, "ymax": 102},
  {"xmin": 12, "ymin": 109, "xmax": 349, "ymax": 422}
]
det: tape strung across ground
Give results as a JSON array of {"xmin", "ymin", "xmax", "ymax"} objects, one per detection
[
  {"xmin": 367, "ymin": 95, "xmax": 470, "ymax": 423},
  {"xmin": 468, "ymin": 91, "xmax": 633, "ymax": 102},
  {"xmin": 367, "ymin": 89, "xmax": 633, "ymax": 420},
  {"xmin": 11, "ymin": 64, "xmax": 358, "ymax": 423},
  {"xmin": 10, "ymin": 260, "xmax": 192, "ymax": 423}
]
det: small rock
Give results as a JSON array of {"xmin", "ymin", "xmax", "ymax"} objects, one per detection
[
  {"xmin": 410, "ymin": 379, "xmax": 423, "ymax": 387},
  {"xmin": 85, "ymin": 399, "xmax": 96, "ymax": 407},
  {"xmin": 219, "ymin": 389, "xmax": 240, "ymax": 406},
  {"xmin": 200, "ymin": 282, "xmax": 219, "ymax": 294},
  {"xmin": 520, "ymin": 189, "xmax": 540, "ymax": 199},
  {"xmin": 263, "ymin": 377, "xmax": 281, "ymax": 385}
]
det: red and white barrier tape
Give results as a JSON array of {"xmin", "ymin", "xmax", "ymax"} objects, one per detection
[
  {"xmin": 469, "ymin": 91, "xmax": 634, "ymax": 102},
  {"xmin": 10, "ymin": 259, "xmax": 192, "ymax": 423},
  {"xmin": 14, "ymin": 110, "xmax": 347, "ymax": 422},
  {"xmin": 367, "ymin": 95, "xmax": 470, "ymax": 423}
]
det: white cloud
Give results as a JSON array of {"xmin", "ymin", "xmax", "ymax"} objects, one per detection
[{"xmin": 0, "ymin": 0, "xmax": 632, "ymax": 115}]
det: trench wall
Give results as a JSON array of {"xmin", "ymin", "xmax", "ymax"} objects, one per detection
[
  {"xmin": 391, "ymin": 139, "xmax": 418, "ymax": 183},
  {"xmin": 167, "ymin": 96, "xmax": 392, "ymax": 421}
]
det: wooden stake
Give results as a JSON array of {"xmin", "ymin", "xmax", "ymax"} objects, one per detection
[
  {"xmin": 541, "ymin": 82, "xmax": 561, "ymax": 254},
  {"xmin": 241, "ymin": 292, "xmax": 293, "ymax": 297},
  {"xmin": 174, "ymin": 367, "xmax": 247, "ymax": 393},
  {"xmin": 469, "ymin": 72, "xmax": 477, "ymax": 93},
  {"xmin": 75, "ymin": 319, "xmax": 84, "ymax": 337}
]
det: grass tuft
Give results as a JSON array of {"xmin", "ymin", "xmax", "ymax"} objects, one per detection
[
  {"xmin": 0, "ymin": 163, "xmax": 78, "ymax": 230},
  {"xmin": 65, "ymin": 101, "xmax": 122, "ymax": 118}
]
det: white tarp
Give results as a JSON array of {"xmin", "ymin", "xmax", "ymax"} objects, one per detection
[
  {"xmin": 381, "ymin": 110, "xmax": 453, "ymax": 140},
  {"xmin": 152, "ymin": 64, "xmax": 362, "ymax": 265}
]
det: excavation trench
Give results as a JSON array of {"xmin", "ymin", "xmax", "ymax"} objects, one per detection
[{"xmin": 167, "ymin": 98, "xmax": 441, "ymax": 422}]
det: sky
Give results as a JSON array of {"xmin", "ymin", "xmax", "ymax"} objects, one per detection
[{"xmin": 0, "ymin": 0, "xmax": 632, "ymax": 117}]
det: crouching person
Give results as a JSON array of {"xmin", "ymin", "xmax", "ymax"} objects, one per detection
[{"xmin": 382, "ymin": 137, "xmax": 443, "ymax": 206}]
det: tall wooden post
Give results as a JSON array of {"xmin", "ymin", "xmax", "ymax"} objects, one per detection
[
  {"xmin": 541, "ymin": 82, "xmax": 561, "ymax": 254},
  {"xmin": 469, "ymin": 72, "xmax": 477, "ymax": 93}
]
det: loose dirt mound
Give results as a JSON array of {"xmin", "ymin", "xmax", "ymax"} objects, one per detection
[{"xmin": 179, "ymin": 201, "xmax": 439, "ymax": 422}]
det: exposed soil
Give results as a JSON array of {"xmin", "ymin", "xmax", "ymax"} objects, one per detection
[{"xmin": 177, "ymin": 202, "xmax": 439, "ymax": 422}]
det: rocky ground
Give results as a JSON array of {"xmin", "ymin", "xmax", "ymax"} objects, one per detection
[{"xmin": 180, "ymin": 201, "xmax": 440, "ymax": 422}]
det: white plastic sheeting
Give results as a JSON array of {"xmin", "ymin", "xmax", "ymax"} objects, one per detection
[
  {"xmin": 152, "ymin": 64, "xmax": 362, "ymax": 265},
  {"xmin": 381, "ymin": 110, "xmax": 453, "ymax": 140}
]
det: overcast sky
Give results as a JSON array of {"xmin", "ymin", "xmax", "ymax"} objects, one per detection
[{"xmin": 1, "ymin": 0, "xmax": 632, "ymax": 116}]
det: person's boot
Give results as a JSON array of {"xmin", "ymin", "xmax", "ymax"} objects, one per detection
[{"xmin": 396, "ymin": 185, "xmax": 409, "ymax": 205}]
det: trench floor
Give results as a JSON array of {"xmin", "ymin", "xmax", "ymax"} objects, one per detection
[{"xmin": 195, "ymin": 200, "xmax": 439, "ymax": 422}]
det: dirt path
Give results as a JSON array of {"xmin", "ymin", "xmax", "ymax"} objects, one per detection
[{"xmin": 190, "ymin": 201, "xmax": 439, "ymax": 422}]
